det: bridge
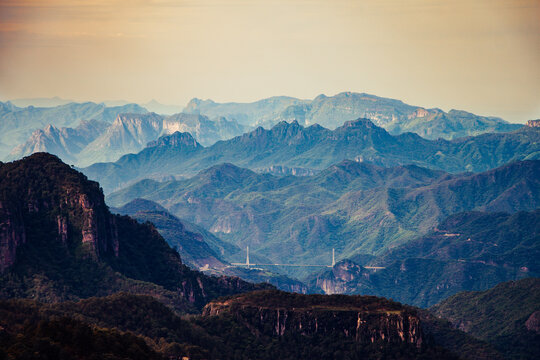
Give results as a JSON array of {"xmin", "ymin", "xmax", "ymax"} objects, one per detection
[{"xmin": 230, "ymin": 247, "xmax": 385, "ymax": 270}]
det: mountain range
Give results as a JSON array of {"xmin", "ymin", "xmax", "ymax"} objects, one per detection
[
  {"xmin": 0, "ymin": 152, "xmax": 537, "ymax": 359},
  {"xmin": 307, "ymin": 209, "xmax": 539, "ymax": 307},
  {"xmin": 105, "ymin": 155, "xmax": 540, "ymax": 281},
  {"xmin": 7, "ymin": 120, "xmax": 110, "ymax": 165},
  {"xmin": 4, "ymin": 108, "xmax": 248, "ymax": 166},
  {"xmin": 0, "ymin": 101, "xmax": 148, "ymax": 154},
  {"xmin": 184, "ymin": 92, "xmax": 522, "ymax": 139},
  {"xmin": 1, "ymin": 93, "xmax": 539, "ymax": 359},
  {"xmin": 83, "ymin": 118, "xmax": 540, "ymax": 193},
  {"xmin": 3, "ymin": 91, "xmax": 528, "ymax": 170}
]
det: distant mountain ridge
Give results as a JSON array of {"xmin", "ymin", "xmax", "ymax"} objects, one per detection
[
  {"xmin": 431, "ymin": 278, "xmax": 540, "ymax": 360},
  {"xmin": 107, "ymin": 159, "xmax": 540, "ymax": 281},
  {"xmin": 0, "ymin": 101, "xmax": 147, "ymax": 152},
  {"xmin": 7, "ymin": 119, "xmax": 110, "ymax": 164},
  {"xmin": 184, "ymin": 92, "xmax": 522, "ymax": 140},
  {"xmin": 6, "ymin": 110, "xmax": 247, "ymax": 166},
  {"xmin": 83, "ymin": 118, "xmax": 540, "ymax": 193}
]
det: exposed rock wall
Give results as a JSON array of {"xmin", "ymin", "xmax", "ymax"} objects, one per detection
[
  {"xmin": 526, "ymin": 119, "xmax": 540, "ymax": 128},
  {"xmin": 0, "ymin": 153, "xmax": 121, "ymax": 272},
  {"xmin": 0, "ymin": 202, "xmax": 26, "ymax": 272},
  {"xmin": 203, "ymin": 297, "xmax": 424, "ymax": 347}
]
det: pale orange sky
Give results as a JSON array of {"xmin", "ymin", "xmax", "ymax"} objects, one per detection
[{"xmin": 0, "ymin": 0, "xmax": 539, "ymax": 123}]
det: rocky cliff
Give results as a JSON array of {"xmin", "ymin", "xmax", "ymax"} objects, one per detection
[
  {"xmin": 0, "ymin": 153, "xmax": 271, "ymax": 311},
  {"xmin": 203, "ymin": 290, "xmax": 424, "ymax": 348},
  {"xmin": 0, "ymin": 152, "xmax": 119, "ymax": 270},
  {"xmin": 527, "ymin": 119, "xmax": 540, "ymax": 128}
]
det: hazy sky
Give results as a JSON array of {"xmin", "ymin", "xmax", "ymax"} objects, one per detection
[{"xmin": 0, "ymin": 0, "xmax": 539, "ymax": 123}]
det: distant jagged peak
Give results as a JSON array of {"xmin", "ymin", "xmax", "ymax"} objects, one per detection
[
  {"xmin": 0, "ymin": 100, "xmax": 20, "ymax": 112},
  {"xmin": 271, "ymin": 119, "xmax": 301, "ymax": 130},
  {"xmin": 145, "ymin": 131, "xmax": 201, "ymax": 149},
  {"xmin": 184, "ymin": 97, "xmax": 215, "ymax": 111},
  {"xmin": 43, "ymin": 123, "xmax": 60, "ymax": 134}
]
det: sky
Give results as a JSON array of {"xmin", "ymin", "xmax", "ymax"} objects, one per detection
[{"xmin": 0, "ymin": 0, "xmax": 539, "ymax": 123}]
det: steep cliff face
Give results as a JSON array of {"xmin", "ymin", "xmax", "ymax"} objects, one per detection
[
  {"xmin": 0, "ymin": 201, "xmax": 26, "ymax": 272},
  {"xmin": 0, "ymin": 153, "xmax": 119, "ymax": 270},
  {"xmin": 526, "ymin": 119, "xmax": 540, "ymax": 128},
  {"xmin": 203, "ymin": 290, "xmax": 424, "ymax": 348},
  {"xmin": 0, "ymin": 153, "xmax": 270, "ymax": 311}
]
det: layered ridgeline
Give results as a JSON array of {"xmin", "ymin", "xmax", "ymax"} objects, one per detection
[
  {"xmin": 0, "ymin": 153, "xmax": 269, "ymax": 312},
  {"xmin": 307, "ymin": 210, "xmax": 540, "ymax": 307},
  {"xmin": 431, "ymin": 278, "xmax": 540, "ymax": 360},
  {"xmin": 84, "ymin": 118, "xmax": 540, "ymax": 193},
  {"xmin": 112, "ymin": 198, "xmax": 308, "ymax": 293},
  {"xmin": 0, "ymin": 291, "xmax": 500, "ymax": 360},
  {"xmin": 7, "ymin": 120, "xmax": 110, "ymax": 165},
  {"xmin": 107, "ymin": 158, "xmax": 540, "ymax": 280},
  {"xmin": 184, "ymin": 92, "xmax": 522, "ymax": 139},
  {"xmin": 0, "ymin": 101, "xmax": 147, "ymax": 155},
  {"xmin": 6, "ymin": 110, "xmax": 246, "ymax": 167}
]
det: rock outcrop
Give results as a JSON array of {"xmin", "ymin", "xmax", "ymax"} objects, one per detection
[
  {"xmin": 525, "ymin": 311, "xmax": 540, "ymax": 333},
  {"xmin": 526, "ymin": 119, "xmax": 540, "ymax": 128},
  {"xmin": 0, "ymin": 153, "xmax": 272, "ymax": 311},
  {"xmin": 0, "ymin": 201, "xmax": 26, "ymax": 272},
  {"xmin": 203, "ymin": 290, "xmax": 424, "ymax": 348},
  {"xmin": 0, "ymin": 153, "xmax": 120, "ymax": 270}
]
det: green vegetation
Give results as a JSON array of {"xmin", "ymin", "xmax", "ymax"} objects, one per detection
[
  {"xmin": 431, "ymin": 278, "xmax": 540, "ymax": 360},
  {"xmin": 0, "ymin": 292, "xmax": 468, "ymax": 360},
  {"xmin": 0, "ymin": 153, "xmax": 270, "ymax": 313},
  {"xmin": 215, "ymin": 289, "xmax": 407, "ymax": 311},
  {"xmin": 84, "ymin": 117, "xmax": 540, "ymax": 193},
  {"xmin": 308, "ymin": 209, "xmax": 539, "ymax": 307},
  {"xmin": 107, "ymin": 158, "xmax": 540, "ymax": 280}
]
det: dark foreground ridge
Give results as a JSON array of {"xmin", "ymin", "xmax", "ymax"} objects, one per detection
[
  {"xmin": 0, "ymin": 153, "xmax": 270, "ymax": 312},
  {"xmin": 1, "ymin": 291, "xmax": 500, "ymax": 360}
]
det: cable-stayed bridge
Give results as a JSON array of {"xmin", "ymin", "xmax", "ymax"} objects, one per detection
[{"xmin": 230, "ymin": 247, "xmax": 385, "ymax": 270}]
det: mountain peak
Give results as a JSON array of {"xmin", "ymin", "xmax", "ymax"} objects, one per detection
[
  {"xmin": 145, "ymin": 131, "xmax": 201, "ymax": 149},
  {"xmin": 339, "ymin": 118, "xmax": 381, "ymax": 130}
]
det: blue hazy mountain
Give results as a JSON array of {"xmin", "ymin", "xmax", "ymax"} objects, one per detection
[
  {"xmin": 184, "ymin": 96, "xmax": 307, "ymax": 125},
  {"xmin": 0, "ymin": 101, "xmax": 148, "ymax": 156},
  {"xmin": 184, "ymin": 92, "xmax": 522, "ymax": 139},
  {"xmin": 5, "ymin": 110, "xmax": 247, "ymax": 166},
  {"xmin": 82, "ymin": 118, "xmax": 540, "ymax": 193},
  {"xmin": 7, "ymin": 119, "xmax": 110, "ymax": 164}
]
